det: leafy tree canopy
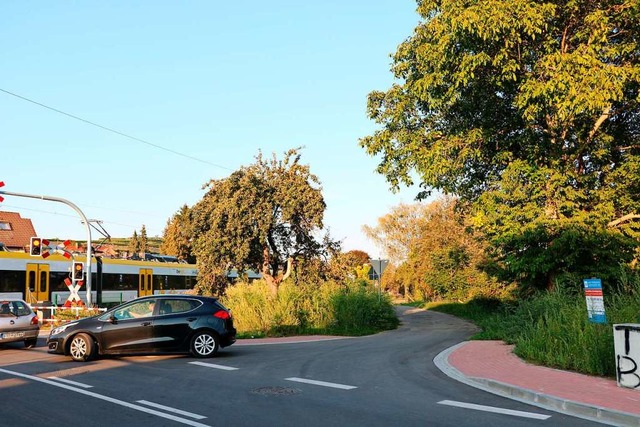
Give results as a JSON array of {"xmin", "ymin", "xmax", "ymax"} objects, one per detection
[
  {"xmin": 361, "ymin": 0, "xmax": 640, "ymax": 291},
  {"xmin": 129, "ymin": 230, "xmax": 140, "ymax": 255},
  {"xmin": 161, "ymin": 205, "xmax": 195, "ymax": 263},
  {"xmin": 363, "ymin": 202, "xmax": 434, "ymax": 264},
  {"xmin": 191, "ymin": 148, "xmax": 328, "ymax": 294},
  {"xmin": 362, "ymin": 0, "xmax": 640, "ymax": 204},
  {"xmin": 139, "ymin": 224, "xmax": 148, "ymax": 253}
]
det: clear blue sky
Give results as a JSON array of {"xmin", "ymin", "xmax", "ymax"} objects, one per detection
[{"xmin": 1, "ymin": 1, "xmax": 422, "ymax": 258}]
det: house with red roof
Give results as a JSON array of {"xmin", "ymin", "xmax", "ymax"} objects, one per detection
[{"xmin": 0, "ymin": 211, "xmax": 37, "ymax": 252}]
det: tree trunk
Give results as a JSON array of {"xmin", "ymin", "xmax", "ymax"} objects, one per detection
[
  {"xmin": 262, "ymin": 246, "xmax": 278, "ymax": 295},
  {"xmin": 261, "ymin": 250, "xmax": 294, "ymax": 296}
]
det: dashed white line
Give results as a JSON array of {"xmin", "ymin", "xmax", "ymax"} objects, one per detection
[
  {"xmin": 137, "ymin": 400, "xmax": 207, "ymax": 420},
  {"xmin": 285, "ymin": 377, "xmax": 357, "ymax": 390},
  {"xmin": 438, "ymin": 400, "xmax": 551, "ymax": 420},
  {"xmin": 48, "ymin": 376, "xmax": 93, "ymax": 389},
  {"xmin": 0, "ymin": 368, "xmax": 211, "ymax": 427},
  {"xmin": 188, "ymin": 361, "xmax": 239, "ymax": 371}
]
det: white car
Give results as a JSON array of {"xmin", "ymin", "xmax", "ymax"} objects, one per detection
[{"xmin": 0, "ymin": 299, "xmax": 40, "ymax": 348}]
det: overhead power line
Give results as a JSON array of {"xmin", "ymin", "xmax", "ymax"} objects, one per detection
[{"xmin": 0, "ymin": 87, "xmax": 232, "ymax": 171}]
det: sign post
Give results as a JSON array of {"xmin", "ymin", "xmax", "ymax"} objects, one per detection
[
  {"xmin": 370, "ymin": 259, "xmax": 389, "ymax": 300},
  {"xmin": 584, "ymin": 278, "xmax": 607, "ymax": 324}
]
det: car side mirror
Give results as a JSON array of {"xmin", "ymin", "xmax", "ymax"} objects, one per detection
[{"xmin": 109, "ymin": 315, "xmax": 118, "ymax": 324}]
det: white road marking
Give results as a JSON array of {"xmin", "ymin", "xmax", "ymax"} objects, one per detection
[
  {"xmin": 438, "ymin": 400, "xmax": 551, "ymax": 420},
  {"xmin": 188, "ymin": 361, "xmax": 239, "ymax": 371},
  {"xmin": 137, "ymin": 400, "xmax": 207, "ymax": 420},
  {"xmin": 0, "ymin": 368, "xmax": 211, "ymax": 427},
  {"xmin": 48, "ymin": 376, "xmax": 93, "ymax": 389},
  {"xmin": 285, "ymin": 377, "xmax": 357, "ymax": 390}
]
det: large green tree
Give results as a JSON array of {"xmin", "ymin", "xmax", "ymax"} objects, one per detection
[
  {"xmin": 361, "ymin": 0, "xmax": 640, "ymax": 291},
  {"xmin": 191, "ymin": 148, "xmax": 327, "ymax": 294}
]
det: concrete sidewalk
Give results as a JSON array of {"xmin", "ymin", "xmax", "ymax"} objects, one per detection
[{"xmin": 435, "ymin": 340, "xmax": 640, "ymax": 426}]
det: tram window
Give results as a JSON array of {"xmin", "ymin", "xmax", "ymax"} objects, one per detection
[
  {"xmin": 28, "ymin": 271, "xmax": 36, "ymax": 292},
  {"xmin": 104, "ymin": 273, "xmax": 137, "ymax": 291},
  {"xmin": 165, "ymin": 275, "xmax": 189, "ymax": 290},
  {"xmin": 101, "ymin": 273, "xmax": 134, "ymax": 291},
  {"xmin": 0, "ymin": 271, "xmax": 25, "ymax": 293},
  {"xmin": 50, "ymin": 273, "xmax": 70, "ymax": 291},
  {"xmin": 153, "ymin": 275, "xmax": 167, "ymax": 291},
  {"xmin": 40, "ymin": 271, "xmax": 47, "ymax": 293},
  {"xmin": 147, "ymin": 275, "xmax": 152, "ymax": 291}
]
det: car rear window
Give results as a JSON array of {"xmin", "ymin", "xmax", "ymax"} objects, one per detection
[{"xmin": 0, "ymin": 301, "xmax": 31, "ymax": 317}]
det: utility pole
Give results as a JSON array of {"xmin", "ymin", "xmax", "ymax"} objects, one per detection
[{"xmin": 0, "ymin": 183, "xmax": 93, "ymax": 305}]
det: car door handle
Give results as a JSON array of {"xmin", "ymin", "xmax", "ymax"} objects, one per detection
[
  {"xmin": 141, "ymin": 321, "xmax": 152, "ymax": 326},
  {"xmin": 187, "ymin": 317, "xmax": 197, "ymax": 322}
]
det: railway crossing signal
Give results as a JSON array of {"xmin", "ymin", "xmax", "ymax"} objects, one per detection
[
  {"xmin": 30, "ymin": 237, "xmax": 42, "ymax": 256},
  {"xmin": 29, "ymin": 237, "xmax": 52, "ymax": 258},
  {"xmin": 63, "ymin": 276, "xmax": 84, "ymax": 307},
  {"xmin": 72, "ymin": 262, "xmax": 85, "ymax": 283},
  {"xmin": 0, "ymin": 181, "xmax": 4, "ymax": 202}
]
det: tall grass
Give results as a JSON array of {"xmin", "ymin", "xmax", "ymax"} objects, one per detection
[
  {"xmin": 331, "ymin": 282, "xmax": 399, "ymax": 335},
  {"xmin": 430, "ymin": 291, "xmax": 640, "ymax": 378},
  {"xmin": 221, "ymin": 280, "xmax": 398, "ymax": 337}
]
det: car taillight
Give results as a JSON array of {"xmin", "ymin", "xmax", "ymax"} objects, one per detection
[
  {"xmin": 30, "ymin": 315, "xmax": 39, "ymax": 325},
  {"xmin": 213, "ymin": 310, "xmax": 230, "ymax": 320}
]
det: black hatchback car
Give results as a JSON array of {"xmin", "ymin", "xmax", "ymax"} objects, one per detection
[{"xmin": 47, "ymin": 295, "xmax": 236, "ymax": 362}]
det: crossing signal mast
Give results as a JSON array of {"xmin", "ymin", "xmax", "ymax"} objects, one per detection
[{"xmin": 0, "ymin": 181, "xmax": 94, "ymax": 306}]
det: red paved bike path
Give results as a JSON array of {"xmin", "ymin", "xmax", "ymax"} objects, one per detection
[{"xmin": 445, "ymin": 340, "xmax": 640, "ymax": 426}]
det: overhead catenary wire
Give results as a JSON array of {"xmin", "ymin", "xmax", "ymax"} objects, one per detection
[
  {"xmin": 1, "ymin": 203, "xmax": 145, "ymax": 231},
  {"xmin": 0, "ymin": 87, "xmax": 232, "ymax": 171}
]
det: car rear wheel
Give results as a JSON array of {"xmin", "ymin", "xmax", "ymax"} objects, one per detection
[
  {"xmin": 191, "ymin": 331, "xmax": 219, "ymax": 358},
  {"xmin": 24, "ymin": 338, "xmax": 37, "ymax": 348},
  {"xmin": 69, "ymin": 333, "xmax": 95, "ymax": 362}
]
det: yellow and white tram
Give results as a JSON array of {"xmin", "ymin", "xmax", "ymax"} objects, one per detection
[{"xmin": 0, "ymin": 251, "xmax": 197, "ymax": 306}]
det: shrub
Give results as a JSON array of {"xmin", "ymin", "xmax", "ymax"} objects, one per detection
[
  {"xmin": 331, "ymin": 281, "xmax": 399, "ymax": 335},
  {"xmin": 50, "ymin": 307, "xmax": 101, "ymax": 328},
  {"xmin": 221, "ymin": 279, "xmax": 398, "ymax": 337}
]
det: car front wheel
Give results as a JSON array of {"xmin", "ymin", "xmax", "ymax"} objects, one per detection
[
  {"xmin": 69, "ymin": 333, "xmax": 95, "ymax": 362},
  {"xmin": 191, "ymin": 331, "xmax": 219, "ymax": 358}
]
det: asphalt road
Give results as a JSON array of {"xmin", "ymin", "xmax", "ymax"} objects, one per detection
[{"xmin": 0, "ymin": 307, "xmax": 603, "ymax": 426}]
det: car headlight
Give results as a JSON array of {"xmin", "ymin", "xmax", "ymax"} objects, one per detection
[{"xmin": 51, "ymin": 322, "xmax": 78, "ymax": 336}]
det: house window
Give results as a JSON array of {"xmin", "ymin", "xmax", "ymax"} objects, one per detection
[{"xmin": 0, "ymin": 221, "xmax": 11, "ymax": 231}]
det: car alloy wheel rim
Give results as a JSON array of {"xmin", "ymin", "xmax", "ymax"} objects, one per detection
[
  {"xmin": 195, "ymin": 334, "xmax": 215, "ymax": 355},
  {"xmin": 71, "ymin": 338, "xmax": 86, "ymax": 359}
]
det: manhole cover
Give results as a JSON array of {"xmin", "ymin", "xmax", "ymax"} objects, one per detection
[{"xmin": 251, "ymin": 386, "xmax": 302, "ymax": 396}]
